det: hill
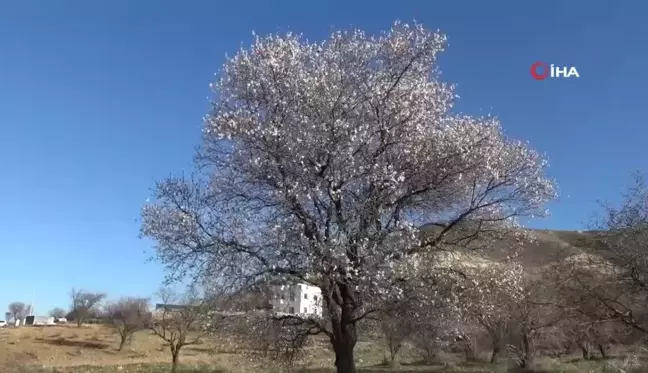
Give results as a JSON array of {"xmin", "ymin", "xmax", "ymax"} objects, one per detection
[{"xmin": 419, "ymin": 223, "xmax": 607, "ymax": 269}]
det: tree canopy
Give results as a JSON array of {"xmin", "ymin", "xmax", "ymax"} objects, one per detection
[{"xmin": 141, "ymin": 21, "xmax": 556, "ymax": 373}]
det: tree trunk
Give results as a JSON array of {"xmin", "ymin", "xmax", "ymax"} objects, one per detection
[
  {"xmin": 333, "ymin": 340, "xmax": 356, "ymax": 373},
  {"xmin": 563, "ymin": 341, "xmax": 572, "ymax": 356},
  {"xmin": 118, "ymin": 335, "xmax": 127, "ymax": 351},
  {"xmin": 488, "ymin": 326, "xmax": 505, "ymax": 363},
  {"xmin": 171, "ymin": 346, "xmax": 180, "ymax": 373},
  {"xmin": 388, "ymin": 341, "xmax": 401, "ymax": 365},
  {"xmin": 332, "ymin": 316, "xmax": 357, "ymax": 373},
  {"xmin": 424, "ymin": 346, "xmax": 436, "ymax": 364},
  {"xmin": 332, "ymin": 309, "xmax": 358, "ymax": 371},
  {"xmin": 520, "ymin": 332, "xmax": 534, "ymax": 368},
  {"xmin": 598, "ymin": 343, "xmax": 607, "ymax": 358},
  {"xmin": 578, "ymin": 341, "xmax": 591, "ymax": 360},
  {"xmin": 325, "ymin": 280, "xmax": 359, "ymax": 373},
  {"xmin": 460, "ymin": 336, "xmax": 477, "ymax": 361},
  {"xmin": 76, "ymin": 318, "xmax": 83, "ymax": 327},
  {"xmin": 490, "ymin": 345, "xmax": 500, "ymax": 363}
]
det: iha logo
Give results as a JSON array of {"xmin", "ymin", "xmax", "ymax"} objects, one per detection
[{"xmin": 530, "ymin": 61, "xmax": 580, "ymax": 80}]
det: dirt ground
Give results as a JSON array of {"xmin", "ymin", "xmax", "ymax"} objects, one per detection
[
  {"xmin": 0, "ymin": 324, "xmax": 414, "ymax": 372},
  {"xmin": 0, "ymin": 325, "xmax": 238, "ymax": 370},
  {"xmin": 0, "ymin": 324, "xmax": 345, "ymax": 372},
  {"xmin": 1, "ymin": 324, "xmax": 645, "ymax": 373}
]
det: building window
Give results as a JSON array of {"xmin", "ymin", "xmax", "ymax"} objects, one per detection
[
  {"xmin": 289, "ymin": 307, "xmax": 295, "ymax": 314},
  {"xmin": 304, "ymin": 293, "xmax": 308, "ymax": 299},
  {"xmin": 304, "ymin": 307, "xmax": 308, "ymax": 313},
  {"xmin": 290, "ymin": 292, "xmax": 295, "ymax": 301},
  {"xmin": 313, "ymin": 295, "xmax": 318, "ymax": 301}
]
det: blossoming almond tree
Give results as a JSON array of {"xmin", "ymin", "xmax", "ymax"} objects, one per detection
[
  {"xmin": 453, "ymin": 258, "xmax": 526, "ymax": 363},
  {"xmin": 552, "ymin": 173, "xmax": 648, "ymax": 337},
  {"xmin": 140, "ymin": 21, "xmax": 555, "ymax": 373},
  {"xmin": 591, "ymin": 173, "xmax": 648, "ymax": 334}
]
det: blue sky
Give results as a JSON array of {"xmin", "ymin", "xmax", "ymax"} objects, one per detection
[{"xmin": 1, "ymin": 1, "xmax": 646, "ymax": 314}]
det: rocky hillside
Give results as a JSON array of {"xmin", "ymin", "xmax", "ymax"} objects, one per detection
[{"xmin": 477, "ymin": 229, "xmax": 608, "ymax": 268}]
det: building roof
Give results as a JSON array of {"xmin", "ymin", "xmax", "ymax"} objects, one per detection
[{"xmin": 155, "ymin": 304, "xmax": 189, "ymax": 311}]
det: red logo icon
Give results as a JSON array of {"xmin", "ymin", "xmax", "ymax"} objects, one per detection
[{"xmin": 530, "ymin": 61, "xmax": 550, "ymax": 80}]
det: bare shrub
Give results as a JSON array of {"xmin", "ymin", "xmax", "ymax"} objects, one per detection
[
  {"xmin": 8, "ymin": 302, "xmax": 27, "ymax": 325},
  {"xmin": 106, "ymin": 297, "xmax": 151, "ymax": 351},
  {"xmin": 150, "ymin": 287, "xmax": 207, "ymax": 373},
  {"xmin": 504, "ymin": 272, "xmax": 562, "ymax": 369},
  {"xmin": 70, "ymin": 289, "xmax": 106, "ymax": 327},
  {"xmin": 48, "ymin": 308, "xmax": 66, "ymax": 319}
]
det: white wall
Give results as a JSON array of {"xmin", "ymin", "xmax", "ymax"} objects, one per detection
[
  {"xmin": 270, "ymin": 283, "xmax": 322, "ymax": 317},
  {"xmin": 299, "ymin": 284, "xmax": 322, "ymax": 317},
  {"xmin": 270, "ymin": 284, "xmax": 301, "ymax": 314}
]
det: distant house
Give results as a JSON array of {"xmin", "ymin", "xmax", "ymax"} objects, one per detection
[
  {"xmin": 212, "ymin": 284, "xmax": 273, "ymax": 312},
  {"xmin": 269, "ymin": 282, "xmax": 322, "ymax": 317},
  {"xmin": 155, "ymin": 304, "xmax": 190, "ymax": 311},
  {"xmin": 153, "ymin": 304, "xmax": 190, "ymax": 319},
  {"xmin": 5, "ymin": 312, "xmax": 25, "ymax": 326},
  {"xmin": 24, "ymin": 316, "xmax": 55, "ymax": 326},
  {"xmin": 155, "ymin": 282, "xmax": 323, "ymax": 319},
  {"xmin": 216, "ymin": 280, "xmax": 323, "ymax": 317}
]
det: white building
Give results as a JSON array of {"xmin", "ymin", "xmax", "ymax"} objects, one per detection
[
  {"xmin": 25, "ymin": 316, "xmax": 55, "ymax": 326},
  {"xmin": 270, "ymin": 282, "xmax": 322, "ymax": 317}
]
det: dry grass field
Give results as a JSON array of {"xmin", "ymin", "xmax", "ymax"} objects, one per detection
[
  {"xmin": 0, "ymin": 324, "xmax": 341, "ymax": 373},
  {"xmin": 1, "ymin": 323, "xmax": 647, "ymax": 373},
  {"xmin": 0, "ymin": 324, "xmax": 250, "ymax": 372},
  {"xmin": 0, "ymin": 324, "xmax": 345, "ymax": 372}
]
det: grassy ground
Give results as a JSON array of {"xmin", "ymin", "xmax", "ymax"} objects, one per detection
[{"xmin": 0, "ymin": 324, "xmax": 645, "ymax": 373}]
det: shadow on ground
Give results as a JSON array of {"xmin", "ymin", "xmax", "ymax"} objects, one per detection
[
  {"xmin": 48, "ymin": 364, "xmax": 226, "ymax": 373},
  {"xmin": 304, "ymin": 368, "xmax": 495, "ymax": 373},
  {"xmin": 186, "ymin": 346, "xmax": 217, "ymax": 354},
  {"xmin": 36, "ymin": 337, "xmax": 109, "ymax": 349},
  {"xmin": 172, "ymin": 368, "xmax": 225, "ymax": 373},
  {"xmin": 304, "ymin": 362, "xmax": 557, "ymax": 373}
]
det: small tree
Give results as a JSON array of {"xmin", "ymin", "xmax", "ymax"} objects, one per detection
[
  {"xmin": 379, "ymin": 306, "xmax": 414, "ymax": 365},
  {"xmin": 8, "ymin": 302, "xmax": 26, "ymax": 325},
  {"xmin": 226, "ymin": 312, "xmax": 316, "ymax": 367},
  {"xmin": 151, "ymin": 288, "xmax": 206, "ymax": 373},
  {"xmin": 49, "ymin": 308, "xmax": 67, "ymax": 319},
  {"xmin": 107, "ymin": 297, "xmax": 151, "ymax": 351},
  {"xmin": 586, "ymin": 173, "xmax": 648, "ymax": 334},
  {"xmin": 504, "ymin": 273, "xmax": 562, "ymax": 369},
  {"xmin": 70, "ymin": 289, "xmax": 106, "ymax": 327},
  {"xmin": 546, "ymin": 174, "xmax": 648, "ymax": 362},
  {"xmin": 395, "ymin": 264, "xmax": 464, "ymax": 364},
  {"xmin": 454, "ymin": 259, "xmax": 526, "ymax": 363},
  {"xmin": 409, "ymin": 308, "xmax": 454, "ymax": 364}
]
